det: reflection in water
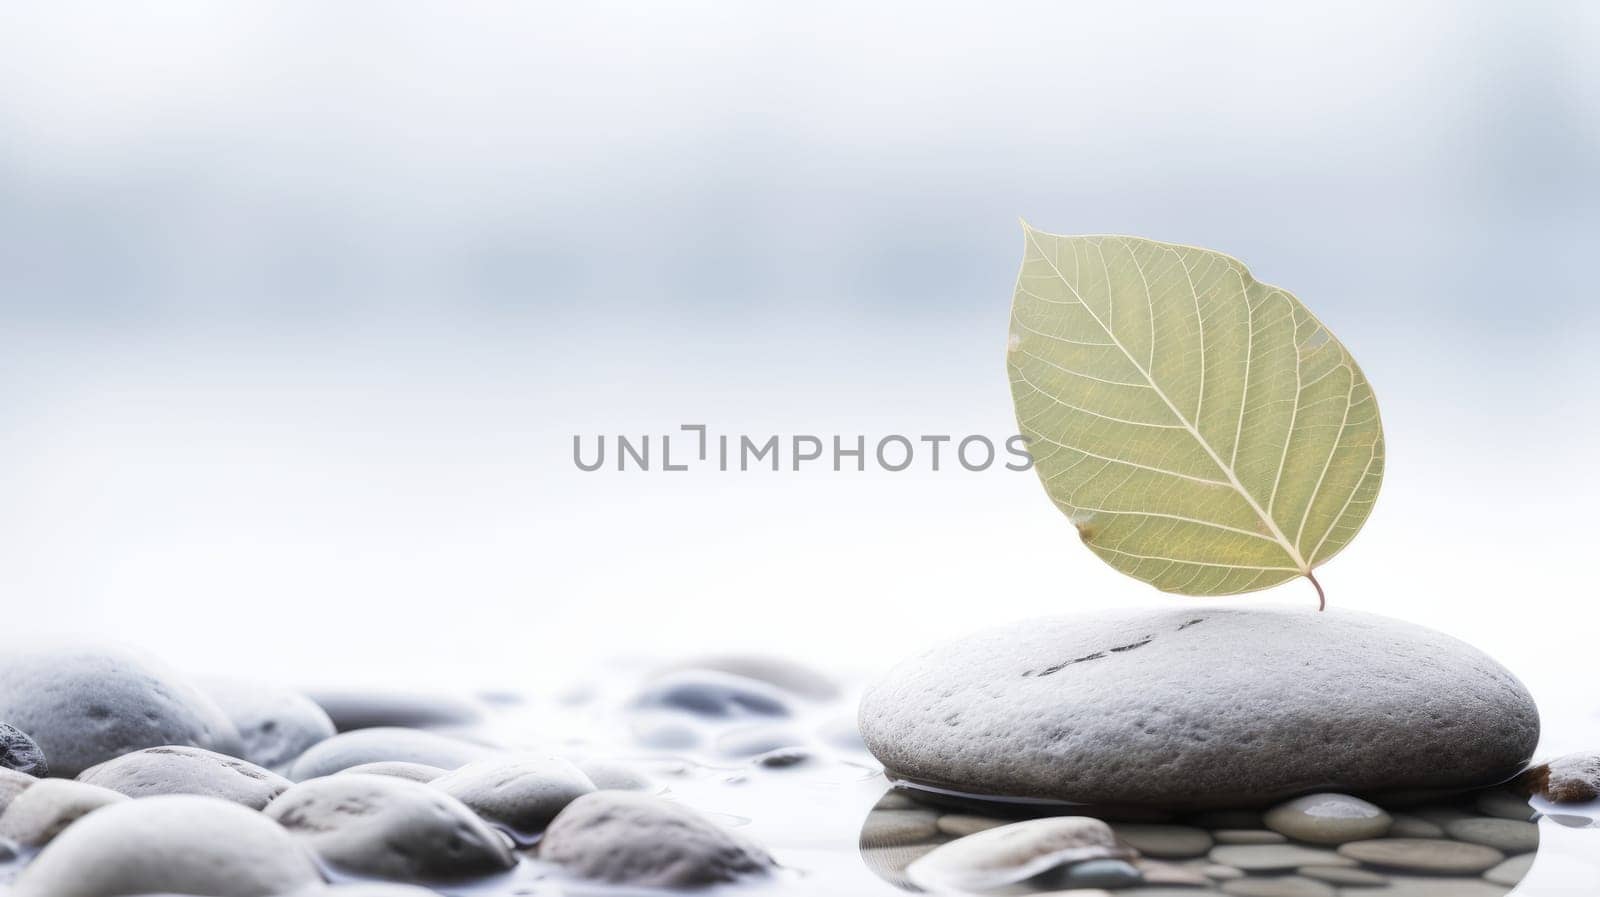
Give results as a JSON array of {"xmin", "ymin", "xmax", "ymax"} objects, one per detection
[{"xmin": 858, "ymin": 784, "xmax": 1577, "ymax": 895}]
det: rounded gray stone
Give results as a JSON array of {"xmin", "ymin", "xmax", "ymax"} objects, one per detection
[
  {"xmin": 78, "ymin": 746, "xmax": 289, "ymax": 810},
  {"xmin": 12, "ymin": 794, "xmax": 321, "ymax": 897},
  {"xmin": 1484, "ymin": 852, "xmax": 1535, "ymax": 886},
  {"xmin": 339, "ymin": 761, "xmax": 448, "ymax": 783},
  {"xmin": 1387, "ymin": 813, "xmax": 1446, "ymax": 838},
  {"xmin": 200, "ymin": 678, "xmax": 336, "ymax": 772},
  {"xmin": 540, "ymin": 791, "xmax": 774, "ymax": 888},
  {"xmin": 307, "ymin": 689, "xmax": 485, "ymax": 733},
  {"xmin": 1474, "ymin": 788, "xmax": 1537, "ymax": 821},
  {"xmin": 1443, "ymin": 817, "xmax": 1538, "ymax": 854},
  {"xmin": 1336, "ymin": 838, "xmax": 1504, "ymax": 874},
  {"xmin": 860, "ymin": 808, "xmax": 941, "ymax": 847},
  {"xmin": 0, "ymin": 723, "xmax": 48, "ymax": 778},
  {"xmin": 663, "ymin": 655, "xmax": 840, "ymax": 700},
  {"xmin": 905, "ymin": 816, "xmax": 1130, "ymax": 892},
  {"xmin": 0, "ymin": 767, "xmax": 37, "ymax": 813},
  {"xmin": 571, "ymin": 758, "xmax": 653, "ymax": 792},
  {"xmin": 630, "ymin": 670, "xmax": 795, "ymax": 719},
  {"xmin": 1297, "ymin": 864, "xmax": 1388, "ymax": 885},
  {"xmin": 431, "ymin": 754, "xmax": 596, "ymax": 835},
  {"xmin": 1263, "ymin": 793, "xmax": 1392, "ymax": 845},
  {"xmin": 1220, "ymin": 877, "xmax": 1335, "ymax": 897},
  {"xmin": 1060, "ymin": 857, "xmax": 1142, "ymax": 888},
  {"xmin": 1214, "ymin": 829, "xmax": 1289, "ymax": 845},
  {"xmin": 286, "ymin": 727, "xmax": 496, "ymax": 781},
  {"xmin": 1208, "ymin": 844, "xmax": 1355, "ymax": 872},
  {"xmin": 265, "ymin": 773, "xmax": 514, "ymax": 881},
  {"xmin": 860, "ymin": 608, "xmax": 1540, "ymax": 806},
  {"xmin": 0, "ymin": 778, "xmax": 128, "ymax": 846},
  {"xmin": 0, "ymin": 647, "xmax": 243, "ymax": 778}
]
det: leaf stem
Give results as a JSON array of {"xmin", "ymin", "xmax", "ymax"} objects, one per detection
[{"xmin": 1307, "ymin": 570, "xmax": 1326, "ymax": 612}]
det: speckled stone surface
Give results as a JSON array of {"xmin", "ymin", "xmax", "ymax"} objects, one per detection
[{"xmin": 859, "ymin": 608, "xmax": 1540, "ymax": 806}]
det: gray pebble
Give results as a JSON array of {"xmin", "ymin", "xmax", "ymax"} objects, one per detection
[
  {"xmin": 1298, "ymin": 864, "xmax": 1389, "ymax": 885},
  {"xmin": 1336, "ymin": 838, "xmax": 1504, "ymax": 874},
  {"xmin": 1473, "ymin": 788, "xmax": 1537, "ymax": 821},
  {"xmin": 1060, "ymin": 857, "xmax": 1142, "ymax": 888},
  {"xmin": 266, "ymin": 773, "xmax": 514, "ymax": 881},
  {"xmin": 906, "ymin": 816, "xmax": 1130, "ymax": 892},
  {"xmin": 12, "ymin": 795, "xmax": 320, "ymax": 897},
  {"xmin": 630, "ymin": 670, "xmax": 793, "ymax": 719},
  {"xmin": 431, "ymin": 754, "xmax": 596, "ymax": 835},
  {"xmin": 0, "ymin": 779, "xmax": 128, "ymax": 846},
  {"xmin": 571, "ymin": 758, "xmax": 654, "ymax": 792},
  {"xmin": 200, "ymin": 678, "xmax": 336, "ymax": 772},
  {"xmin": 663, "ymin": 655, "xmax": 840, "ymax": 700},
  {"xmin": 1387, "ymin": 813, "xmax": 1446, "ymax": 838},
  {"xmin": 1484, "ymin": 852, "xmax": 1535, "ymax": 886},
  {"xmin": 0, "ymin": 768, "xmax": 37, "ymax": 814},
  {"xmin": 339, "ymin": 761, "xmax": 448, "ymax": 783},
  {"xmin": 860, "ymin": 808, "xmax": 941, "ymax": 847},
  {"xmin": 287, "ymin": 727, "xmax": 495, "ymax": 781},
  {"xmin": 1111, "ymin": 823, "xmax": 1214, "ymax": 858},
  {"xmin": 540, "ymin": 791, "xmax": 774, "ymax": 888},
  {"xmin": 1214, "ymin": 829, "xmax": 1288, "ymax": 845},
  {"xmin": 1444, "ymin": 817, "xmax": 1538, "ymax": 854},
  {"xmin": 1208, "ymin": 844, "xmax": 1355, "ymax": 872},
  {"xmin": 1263, "ymin": 793, "xmax": 1392, "ymax": 845},
  {"xmin": 0, "ymin": 724, "xmax": 48, "ymax": 778},
  {"xmin": 78, "ymin": 745, "xmax": 289, "ymax": 810},
  {"xmin": 1219, "ymin": 876, "xmax": 1335, "ymax": 897},
  {"xmin": 308, "ymin": 689, "xmax": 485, "ymax": 732}
]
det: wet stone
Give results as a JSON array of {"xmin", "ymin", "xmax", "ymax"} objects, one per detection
[
  {"xmin": 1519, "ymin": 750, "xmax": 1600, "ymax": 803},
  {"xmin": 287, "ymin": 727, "xmax": 496, "ymax": 781},
  {"xmin": 1263, "ymin": 793, "xmax": 1392, "ymax": 845},
  {"xmin": 1135, "ymin": 860, "xmax": 1210, "ymax": 885},
  {"xmin": 1057, "ymin": 857, "xmax": 1142, "ymax": 888},
  {"xmin": 540, "ymin": 791, "xmax": 775, "ymax": 888},
  {"xmin": 1208, "ymin": 844, "xmax": 1355, "ymax": 872},
  {"xmin": 1474, "ymin": 789, "xmax": 1536, "ymax": 821},
  {"xmin": 1111, "ymin": 823, "xmax": 1214, "ymax": 858},
  {"xmin": 266, "ymin": 773, "xmax": 514, "ymax": 882},
  {"xmin": 630, "ymin": 670, "xmax": 794, "ymax": 719},
  {"xmin": 1444, "ymin": 817, "xmax": 1538, "ymax": 854},
  {"xmin": 906, "ymin": 817, "xmax": 1131, "ymax": 892},
  {"xmin": 200, "ymin": 678, "xmax": 336, "ymax": 772},
  {"xmin": 431, "ymin": 754, "xmax": 597, "ymax": 836},
  {"xmin": 1336, "ymin": 838, "xmax": 1504, "ymax": 874},
  {"xmin": 0, "ymin": 724, "xmax": 47, "ymax": 779},
  {"xmin": 1387, "ymin": 814, "xmax": 1446, "ymax": 838},
  {"xmin": 78, "ymin": 745, "xmax": 290, "ymax": 810}
]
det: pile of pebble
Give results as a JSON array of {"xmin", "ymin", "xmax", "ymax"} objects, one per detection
[
  {"xmin": 859, "ymin": 787, "xmax": 1553, "ymax": 895},
  {"xmin": 0, "ymin": 646, "xmax": 804, "ymax": 896}
]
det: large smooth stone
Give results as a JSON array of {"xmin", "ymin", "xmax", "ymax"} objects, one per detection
[
  {"xmin": 0, "ymin": 778, "xmax": 128, "ymax": 846},
  {"xmin": 287, "ymin": 727, "xmax": 496, "ymax": 781},
  {"xmin": 859, "ymin": 608, "xmax": 1540, "ymax": 806},
  {"xmin": 307, "ymin": 689, "xmax": 485, "ymax": 732},
  {"xmin": 201, "ymin": 678, "xmax": 337, "ymax": 772},
  {"xmin": 905, "ymin": 816, "xmax": 1131, "ymax": 892},
  {"xmin": 0, "ymin": 647, "xmax": 243, "ymax": 777},
  {"xmin": 1263, "ymin": 793, "xmax": 1392, "ymax": 844},
  {"xmin": 12, "ymin": 794, "xmax": 321, "ymax": 897},
  {"xmin": 540, "ymin": 791, "xmax": 774, "ymax": 888},
  {"xmin": 0, "ymin": 723, "xmax": 48, "ymax": 778},
  {"xmin": 79, "ymin": 746, "xmax": 290, "ymax": 809},
  {"xmin": 0, "ymin": 767, "xmax": 37, "ymax": 812},
  {"xmin": 431, "ymin": 754, "xmax": 595, "ymax": 835},
  {"xmin": 265, "ymin": 773, "xmax": 514, "ymax": 881}
]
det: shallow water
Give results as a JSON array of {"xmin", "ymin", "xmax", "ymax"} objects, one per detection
[{"xmin": 0, "ymin": 659, "xmax": 1594, "ymax": 896}]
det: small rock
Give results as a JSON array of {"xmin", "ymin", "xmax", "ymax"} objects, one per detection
[
  {"xmin": 12, "ymin": 795, "xmax": 321, "ymax": 897},
  {"xmin": 0, "ymin": 768, "xmax": 37, "ymax": 813},
  {"xmin": 287, "ymin": 727, "xmax": 495, "ymax": 781},
  {"xmin": 1058, "ymin": 858, "xmax": 1142, "ymax": 888},
  {"xmin": 1474, "ymin": 788, "xmax": 1536, "ymax": 821},
  {"xmin": 1387, "ymin": 813, "xmax": 1446, "ymax": 838},
  {"xmin": 1408, "ymin": 805, "xmax": 1478, "ymax": 827},
  {"xmin": 266, "ymin": 773, "xmax": 514, "ymax": 881},
  {"xmin": 715, "ymin": 726, "xmax": 807, "ymax": 757},
  {"xmin": 1298, "ymin": 865, "xmax": 1388, "ymax": 885},
  {"xmin": 1263, "ymin": 793, "xmax": 1392, "ymax": 845},
  {"xmin": 1111, "ymin": 823, "xmax": 1213, "ymax": 858},
  {"xmin": 78, "ymin": 746, "xmax": 289, "ymax": 810},
  {"xmin": 1214, "ymin": 829, "xmax": 1288, "ymax": 845},
  {"xmin": 1443, "ymin": 817, "xmax": 1538, "ymax": 854},
  {"xmin": 1518, "ymin": 751, "xmax": 1600, "ymax": 803},
  {"xmin": 0, "ymin": 724, "xmax": 48, "ymax": 778},
  {"xmin": 432, "ymin": 754, "xmax": 596, "ymax": 835},
  {"xmin": 937, "ymin": 813, "xmax": 1007, "ymax": 837},
  {"xmin": 631, "ymin": 670, "xmax": 794, "ymax": 719},
  {"xmin": 1136, "ymin": 860, "xmax": 1211, "ymax": 885},
  {"xmin": 308, "ymin": 689, "xmax": 485, "ymax": 732},
  {"xmin": 540, "ymin": 791, "xmax": 774, "ymax": 888},
  {"xmin": 1354, "ymin": 875, "xmax": 1511, "ymax": 896},
  {"xmin": 201, "ymin": 678, "xmax": 336, "ymax": 772},
  {"xmin": 1336, "ymin": 838, "xmax": 1504, "ymax": 874},
  {"xmin": 754, "ymin": 747, "xmax": 811, "ymax": 768},
  {"xmin": 572, "ymin": 758, "xmax": 653, "ymax": 792},
  {"xmin": 665, "ymin": 655, "xmax": 841, "ymax": 700},
  {"xmin": 1219, "ymin": 877, "xmax": 1334, "ymax": 897},
  {"xmin": 906, "ymin": 816, "xmax": 1131, "ymax": 892},
  {"xmin": 340, "ymin": 761, "xmax": 449, "ymax": 782},
  {"xmin": 1207, "ymin": 844, "xmax": 1355, "ymax": 872},
  {"xmin": 859, "ymin": 609, "xmax": 1539, "ymax": 806},
  {"xmin": 0, "ymin": 779, "xmax": 129, "ymax": 846},
  {"xmin": 0, "ymin": 647, "xmax": 242, "ymax": 777},
  {"xmin": 860, "ymin": 808, "xmax": 941, "ymax": 847},
  {"xmin": 1484, "ymin": 852, "xmax": 1535, "ymax": 886}
]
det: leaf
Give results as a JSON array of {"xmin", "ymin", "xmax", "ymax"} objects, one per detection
[{"xmin": 1007, "ymin": 226, "xmax": 1384, "ymax": 602}]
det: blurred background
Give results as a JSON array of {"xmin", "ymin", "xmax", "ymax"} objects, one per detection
[{"xmin": 0, "ymin": 1, "xmax": 1595, "ymax": 749}]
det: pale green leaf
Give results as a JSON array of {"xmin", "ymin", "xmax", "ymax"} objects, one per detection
[{"xmin": 1007, "ymin": 227, "xmax": 1384, "ymax": 601}]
